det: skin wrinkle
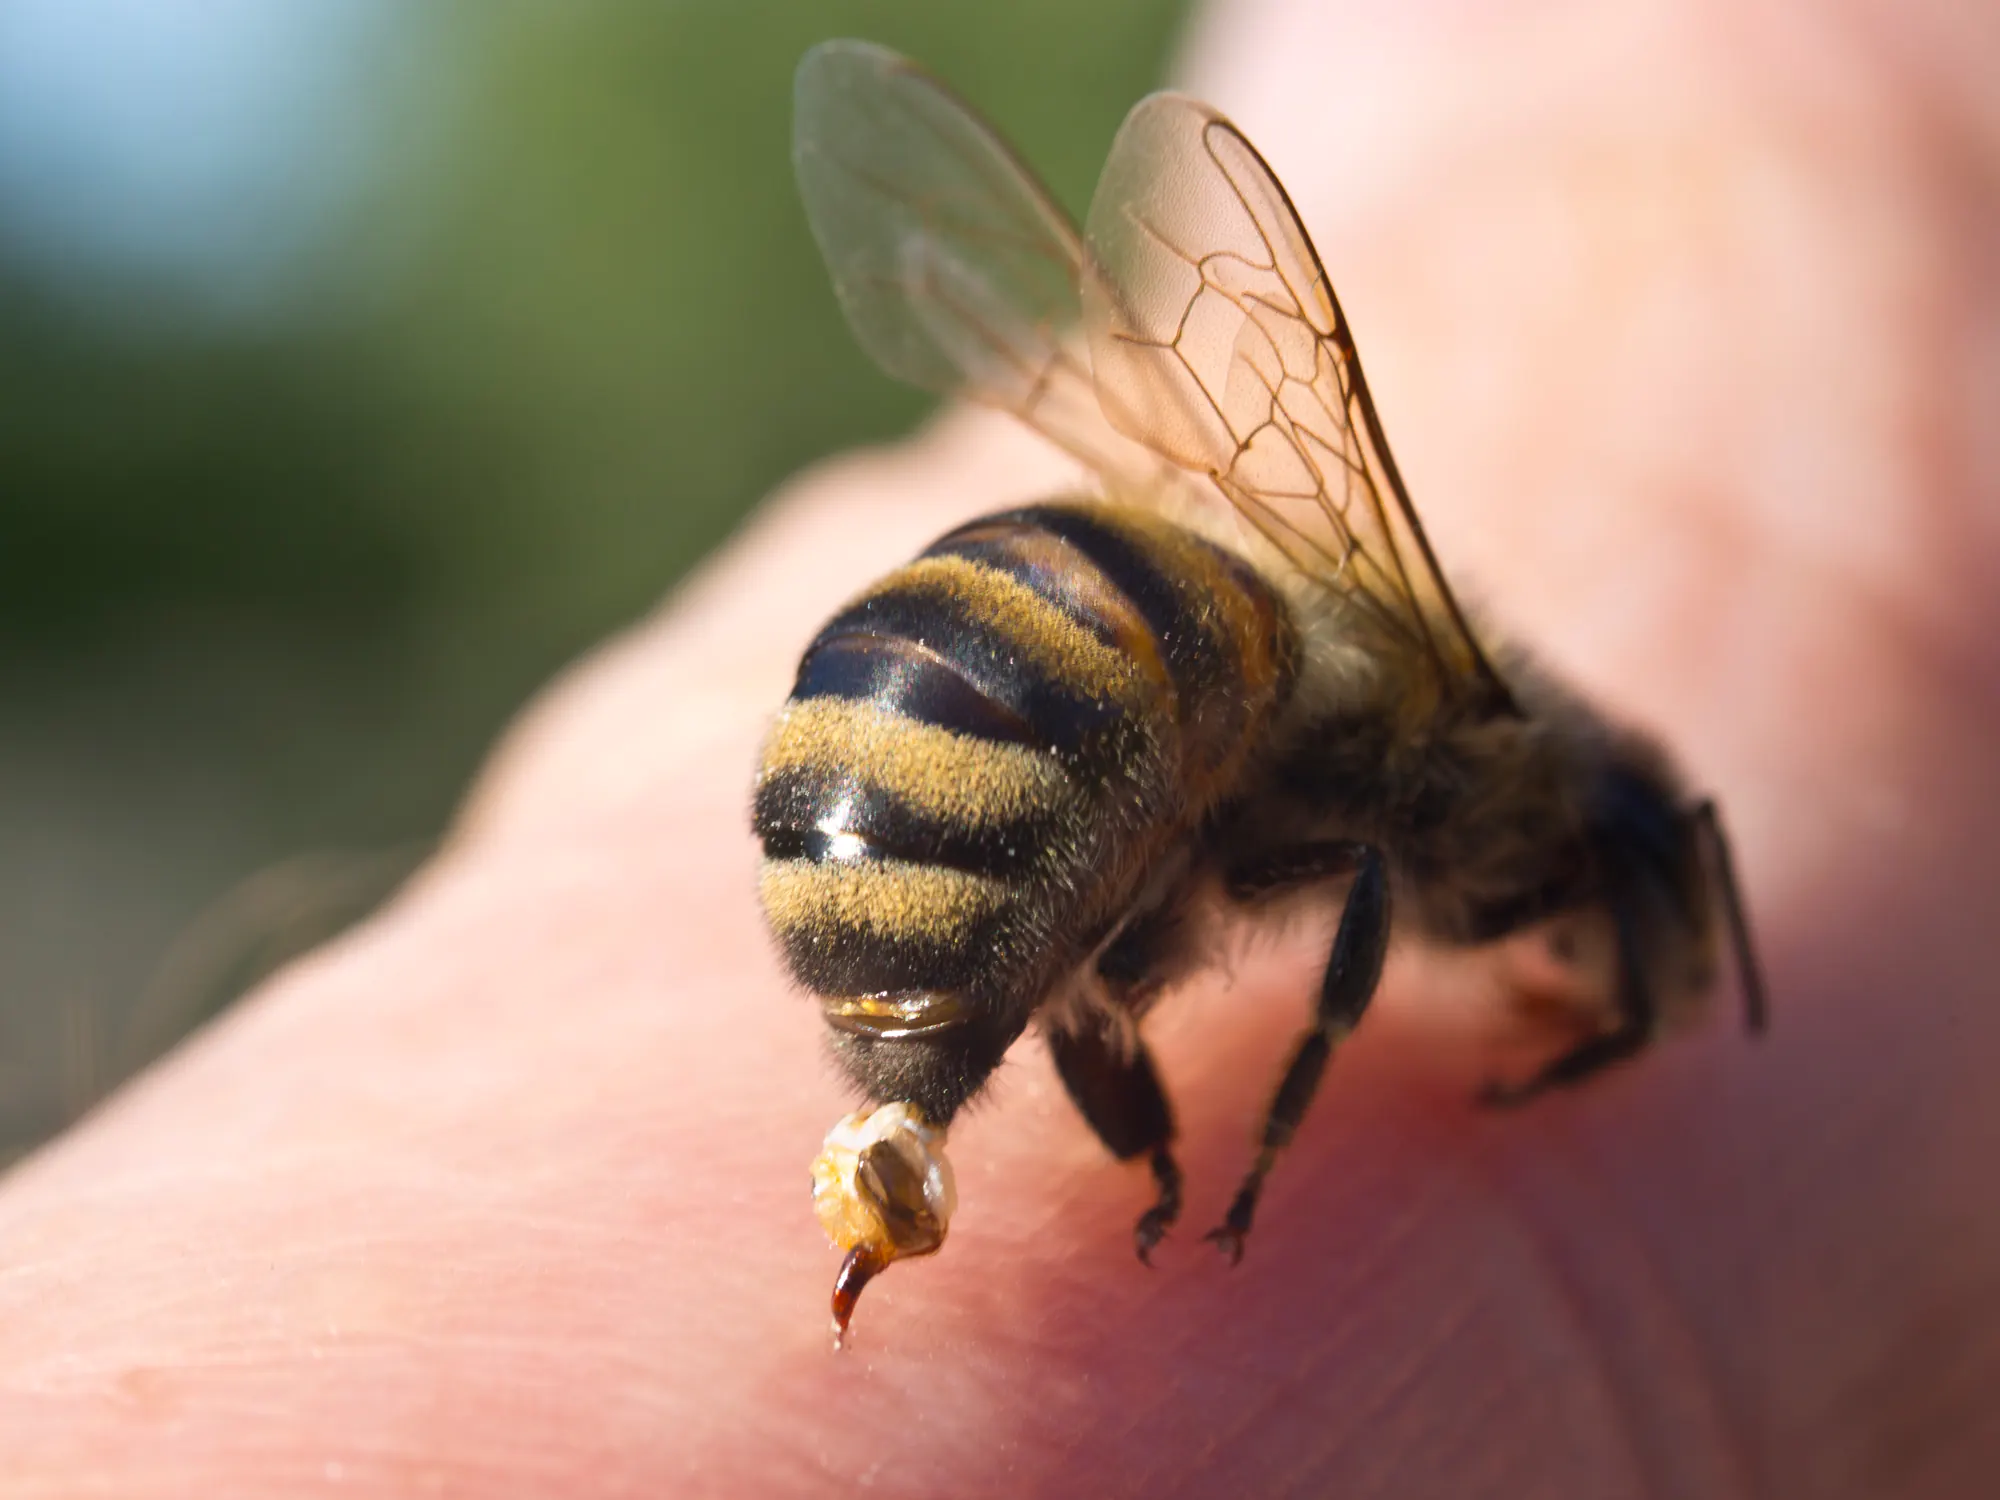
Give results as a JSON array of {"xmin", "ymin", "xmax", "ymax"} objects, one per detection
[
  {"xmin": 1023, "ymin": 1025, "xmax": 1592, "ymax": 1499},
  {"xmin": 1256, "ymin": 1280, "xmax": 1486, "ymax": 1500},
  {"xmin": 1183, "ymin": 1165, "xmax": 1462, "ymax": 1491},
  {"xmin": 1336, "ymin": 1136, "xmax": 1632, "ymax": 1496},
  {"xmin": 1165, "ymin": 1223, "xmax": 1545, "ymax": 1500},
  {"xmin": 1774, "ymin": 925, "xmax": 1999, "ymax": 1493},
  {"xmin": 1080, "ymin": 944, "xmax": 1688, "ymax": 1496},
  {"xmin": 1407, "ymin": 1352, "xmax": 1551, "ymax": 1500},
  {"xmin": 1470, "ymin": 1129, "xmax": 1755, "ymax": 1500},
  {"xmin": 1586, "ymin": 1115, "xmax": 1772, "ymax": 1496}
]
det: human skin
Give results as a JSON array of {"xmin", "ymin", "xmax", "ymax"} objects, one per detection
[{"xmin": 3, "ymin": 0, "xmax": 1998, "ymax": 1494}]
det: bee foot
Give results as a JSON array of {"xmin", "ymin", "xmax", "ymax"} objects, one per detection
[
  {"xmin": 1131, "ymin": 1144, "xmax": 1183, "ymax": 1268},
  {"xmin": 1202, "ymin": 1224, "xmax": 1248, "ymax": 1267},
  {"xmin": 1134, "ymin": 1208, "xmax": 1175, "ymax": 1266}
]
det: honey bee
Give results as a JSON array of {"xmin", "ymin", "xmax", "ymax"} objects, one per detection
[{"xmin": 759, "ymin": 39, "xmax": 1768, "ymax": 1343}]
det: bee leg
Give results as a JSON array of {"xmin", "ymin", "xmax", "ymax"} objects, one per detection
[
  {"xmin": 1691, "ymin": 800, "xmax": 1770, "ymax": 1034},
  {"xmin": 1047, "ymin": 1018, "xmax": 1183, "ymax": 1264},
  {"xmin": 1207, "ymin": 844, "xmax": 1391, "ymax": 1264},
  {"xmin": 1479, "ymin": 901, "xmax": 1652, "ymax": 1107}
]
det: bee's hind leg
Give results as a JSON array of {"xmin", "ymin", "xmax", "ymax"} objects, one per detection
[
  {"xmin": 1047, "ymin": 1016, "xmax": 1183, "ymax": 1264},
  {"xmin": 1207, "ymin": 842, "xmax": 1391, "ymax": 1264}
]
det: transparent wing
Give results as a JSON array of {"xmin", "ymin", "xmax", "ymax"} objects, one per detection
[
  {"xmin": 793, "ymin": 39, "xmax": 1186, "ymax": 497},
  {"xmin": 1082, "ymin": 93, "xmax": 1512, "ymax": 706}
]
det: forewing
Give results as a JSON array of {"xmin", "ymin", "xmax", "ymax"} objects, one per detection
[
  {"xmin": 793, "ymin": 40, "xmax": 1181, "ymax": 495},
  {"xmin": 1082, "ymin": 93, "xmax": 1509, "ymax": 703}
]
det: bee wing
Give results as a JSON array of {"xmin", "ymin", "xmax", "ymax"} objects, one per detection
[
  {"xmin": 792, "ymin": 40, "xmax": 1193, "ymax": 500},
  {"xmin": 1083, "ymin": 93, "xmax": 1512, "ymax": 706}
]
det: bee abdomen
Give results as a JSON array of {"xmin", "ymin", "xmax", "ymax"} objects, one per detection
[{"xmin": 754, "ymin": 503, "xmax": 1293, "ymax": 1065}]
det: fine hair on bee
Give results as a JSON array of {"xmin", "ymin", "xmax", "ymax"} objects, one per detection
[{"xmin": 760, "ymin": 38, "xmax": 1769, "ymax": 1342}]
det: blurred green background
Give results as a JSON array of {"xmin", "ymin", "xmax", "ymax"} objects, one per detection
[{"xmin": 0, "ymin": 0, "xmax": 1190, "ymax": 1161}]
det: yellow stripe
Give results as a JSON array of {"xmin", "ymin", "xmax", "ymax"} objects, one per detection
[
  {"xmin": 759, "ymin": 697, "xmax": 1076, "ymax": 829},
  {"xmin": 854, "ymin": 556, "xmax": 1156, "ymax": 713},
  {"xmin": 759, "ymin": 858, "xmax": 1010, "ymax": 945},
  {"xmin": 934, "ymin": 521, "xmax": 1175, "ymax": 699}
]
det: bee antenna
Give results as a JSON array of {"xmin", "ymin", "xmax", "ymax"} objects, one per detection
[{"xmin": 1692, "ymin": 801, "xmax": 1769, "ymax": 1034}]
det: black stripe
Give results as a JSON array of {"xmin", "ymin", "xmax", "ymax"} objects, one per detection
[
  {"xmin": 970, "ymin": 505, "xmax": 1236, "ymax": 704},
  {"xmin": 791, "ymin": 632, "xmax": 1039, "ymax": 748},
  {"xmin": 759, "ymin": 825, "xmax": 890, "ymax": 866},
  {"xmin": 922, "ymin": 529, "xmax": 1125, "ymax": 652},
  {"xmin": 813, "ymin": 582, "xmax": 1129, "ymax": 758},
  {"xmin": 753, "ymin": 764, "xmax": 1054, "ymax": 878}
]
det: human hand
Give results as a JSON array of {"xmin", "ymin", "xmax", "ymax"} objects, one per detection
[{"xmin": 4, "ymin": 1, "xmax": 1996, "ymax": 1494}]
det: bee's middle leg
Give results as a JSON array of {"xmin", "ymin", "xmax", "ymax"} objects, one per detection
[
  {"xmin": 1047, "ymin": 1018, "xmax": 1183, "ymax": 1264},
  {"xmin": 1208, "ymin": 841, "xmax": 1391, "ymax": 1263}
]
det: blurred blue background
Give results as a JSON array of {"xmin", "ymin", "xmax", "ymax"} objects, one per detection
[{"xmin": 0, "ymin": 0, "xmax": 1190, "ymax": 1159}]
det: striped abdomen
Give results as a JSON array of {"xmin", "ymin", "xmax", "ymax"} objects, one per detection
[{"xmin": 755, "ymin": 501, "xmax": 1295, "ymax": 1121}]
